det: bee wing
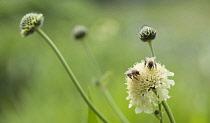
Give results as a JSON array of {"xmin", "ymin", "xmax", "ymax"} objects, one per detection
[
  {"xmin": 124, "ymin": 70, "xmax": 131, "ymax": 74},
  {"xmin": 146, "ymin": 56, "xmax": 156, "ymax": 60},
  {"xmin": 151, "ymin": 56, "xmax": 156, "ymax": 60}
]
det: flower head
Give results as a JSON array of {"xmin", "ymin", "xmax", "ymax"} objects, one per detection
[
  {"xmin": 72, "ymin": 25, "xmax": 87, "ymax": 40},
  {"xmin": 125, "ymin": 57, "xmax": 174, "ymax": 114},
  {"xmin": 20, "ymin": 13, "xmax": 44, "ymax": 37},
  {"xmin": 138, "ymin": 25, "xmax": 156, "ymax": 42}
]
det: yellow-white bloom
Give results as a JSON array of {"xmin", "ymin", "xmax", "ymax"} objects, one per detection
[{"xmin": 125, "ymin": 57, "xmax": 174, "ymax": 114}]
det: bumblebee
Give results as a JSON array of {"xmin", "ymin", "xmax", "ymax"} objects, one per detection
[
  {"xmin": 125, "ymin": 69, "xmax": 140, "ymax": 80},
  {"xmin": 145, "ymin": 57, "xmax": 156, "ymax": 70}
]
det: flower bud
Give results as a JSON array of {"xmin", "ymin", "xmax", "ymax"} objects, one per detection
[
  {"xmin": 20, "ymin": 13, "xmax": 44, "ymax": 37},
  {"xmin": 72, "ymin": 25, "xmax": 87, "ymax": 40},
  {"xmin": 138, "ymin": 25, "xmax": 156, "ymax": 42},
  {"xmin": 154, "ymin": 110, "xmax": 160, "ymax": 115}
]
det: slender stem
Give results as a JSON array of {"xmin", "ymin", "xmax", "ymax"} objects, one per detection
[
  {"xmin": 36, "ymin": 28, "xmax": 109, "ymax": 123},
  {"xmin": 149, "ymin": 44, "xmax": 163, "ymax": 123},
  {"xmin": 148, "ymin": 42, "xmax": 175, "ymax": 123},
  {"xmin": 158, "ymin": 103, "xmax": 163, "ymax": 123},
  {"xmin": 81, "ymin": 40, "xmax": 102, "ymax": 78},
  {"xmin": 162, "ymin": 100, "xmax": 176, "ymax": 123},
  {"xmin": 153, "ymin": 91, "xmax": 163, "ymax": 123},
  {"xmin": 148, "ymin": 41, "xmax": 155, "ymax": 57},
  {"xmin": 81, "ymin": 40, "xmax": 129, "ymax": 123},
  {"xmin": 104, "ymin": 89, "xmax": 130, "ymax": 123}
]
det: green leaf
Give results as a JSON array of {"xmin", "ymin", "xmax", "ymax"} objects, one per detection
[{"xmin": 88, "ymin": 87, "xmax": 98, "ymax": 123}]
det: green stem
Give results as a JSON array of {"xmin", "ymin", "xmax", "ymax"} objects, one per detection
[
  {"xmin": 149, "ymin": 44, "xmax": 162, "ymax": 123},
  {"xmin": 162, "ymin": 100, "xmax": 176, "ymax": 123},
  {"xmin": 81, "ymin": 40, "xmax": 102, "ymax": 78},
  {"xmin": 81, "ymin": 40, "xmax": 129, "ymax": 123},
  {"xmin": 148, "ymin": 41, "xmax": 155, "ymax": 57},
  {"xmin": 148, "ymin": 41, "xmax": 175, "ymax": 123},
  {"xmin": 153, "ymin": 91, "xmax": 163, "ymax": 123},
  {"xmin": 104, "ymin": 89, "xmax": 129, "ymax": 123},
  {"xmin": 36, "ymin": 28, "xmax": 109, "ymax": 123},
  {"xmin": 158, "ymin": 103, "xmax": 163, "ymax": 123}
]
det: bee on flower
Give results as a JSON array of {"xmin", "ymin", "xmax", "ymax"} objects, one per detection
[
  {"xmin": 124, "ymin": 69, "xmax": 140, "ymax": 80},
  {"xmin": 125, "ymin": 57, "xmax": 175, "ymax": 114}
]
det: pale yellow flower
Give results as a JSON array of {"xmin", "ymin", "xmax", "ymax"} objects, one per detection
[{"xmin": 125, "ymin": 57, "xmax": 174, "ymax": 114}]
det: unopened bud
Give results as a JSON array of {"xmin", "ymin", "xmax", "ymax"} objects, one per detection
[
  {"xmin": 72, "ymin": 25, "xmax": 87, "ymax": 40},
  {"xmin": 20, "ymin": 13, "xmax": 44, "ymax": 37},
  {"xmin": 154, "ymin": 110, "xmax": 160, "ymax": 115},
  {"xmin": 138, "ymin": 25, "xmax": 156, "ymax": 42}
]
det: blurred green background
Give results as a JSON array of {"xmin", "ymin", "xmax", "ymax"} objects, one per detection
[{"xmin": 0, "ymin": 0, "xmax": 210, "ymax": 122}]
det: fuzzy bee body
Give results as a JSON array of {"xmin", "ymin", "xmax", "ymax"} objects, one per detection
[
  {"xmin": 125, "ymin": 69, "xmax": 140, "ymax": 80},
  {"xmin": 145, "ymin": 57, "xmax": 156, "ymax": 70}
]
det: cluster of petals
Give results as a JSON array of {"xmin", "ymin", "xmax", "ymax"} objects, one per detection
[{"xmin": 125, "ymin": 57, "xmax": 174, "ymax": 114}]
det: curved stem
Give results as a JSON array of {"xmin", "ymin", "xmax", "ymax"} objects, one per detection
[
  {"xmin": 36, "ymin": 28, "xmax": 109, "ymax": 123},
  {"xmin": 162, "ymin": 100, "xmax": 176, "ymax": 123},
  {"xmin": 148, "ymin": 41, "xmax": 155, "ymax": 57},
  {"xmin": 81, "ymin": 40, "xmax": 129, "ymax": 123}
]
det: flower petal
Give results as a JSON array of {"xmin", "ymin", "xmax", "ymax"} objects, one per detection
[{"xmin": 135, "ymin": 107, "xmax": 143, "ymax": 114}]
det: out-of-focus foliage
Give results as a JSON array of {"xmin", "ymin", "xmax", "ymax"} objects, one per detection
[{"xmin": 0, "ymin": 0, "xmax": 210, "ymax": 122}]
